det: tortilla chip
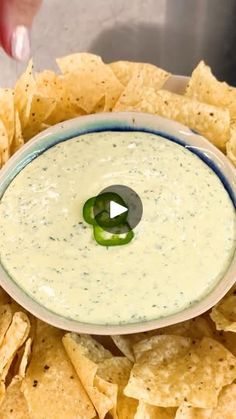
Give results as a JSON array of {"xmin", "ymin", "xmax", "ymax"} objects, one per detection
[
  {"xmin": 218, "ymin": 332, "xmax": 236, "ymax": 357},
  {"xmin": 117, "ymin": 390, "xmax": 138, "ymax": 418},
  {"xmin": 113, "ymin": 64, "xmax": 168, "ymax": 113},
  {"xmin": 62, "ymin": 333, "xmax": 114, "ymax": 419},
  {"xmin": 0, "ymin": 312, "xmax": 30, "ymax": 377},
  {"xmin": 17, "ymin": 338, "xmax": 32, "ymax": 378},
  {"xmin": 0, "ymin": 88, "xmax": 15, "ymax": 145},
  {"xmin": 186, "ymin": 61, "xmax": 236, "ymax": 119},
  {"xmin": 35, "ymin": 71, "xmax": 85, "ymax": 125},
  {"xmin": 56, "ymin": 52, "xmax": 104, "ymax": 74},
  {"xmin": 112, "ymin": 317, "xmax": 214, "ymax": 362},
  {"xmin": 56, "ymin": 53, "xmax": 123, "ymax": 113},
  {"xmin": 23, "ymin": 93, "xmax": 56, "ymax": 141},
  {"xmin": 97, "ymin": 357, "xmax": 138, "ymax": 419},
  {"xmin": 14, "ymin": 60, "xmax": 36, "ymax": 129},
  {"xmin": 112, "ymin": 335, "xmax": 141, "ymax": 363},
  {"xmin": 22, "ymin": 322, "xmax": 95, "ymax": 419},
  {"xmin": 210, "ymin": 285, "xmax": 236, "ymax": 332},
  {"xmin": 5, "ymin": 337, "xmax": 32, "ymax": 390},
  {"xmin": 93, "ymin": 375, "xmax": 117, "ymax": 418},
  {"xmin": 0, "ymin": 289, "xmax": 11, "ymax": 306},
  {"xmin": 94, "ymin": 335, "xmax": 122, "ymax": 355},
  {"xmin": 2, "ymin": 359, "xmax": 14, "ymax": 383},
  {"xmin": 1, "ymin": 313, "xmax": 30, "ymax": 383},
  {"xmin": 0, "ymin": 305, "xmax": 32, "ymax": 383},
  {"xmin": 14, "ymin": 62, "xmax": 58, "ymax": 140},
  {"xmin": 64, "ymin": 70, "xmax": 121, "ymax": 113},
  {"xmin": 10, "ymin": 111, "xmax": 24, "ymax": 155},
  {"xmin": 93, "ymin": 96, "xmax": 106, "ymax": 114},
  {"xmin": 158, "ymin": 317, "xmax": 214, "ymax": 340},
  {"xmin": 175, "ymin": 383, "xmax": 236, "ymax": 418},
  {"xmin": 0, "ymin": 381, "xmax": 6, "ymax": 408},
  {"xmin": 34, "ymin": 70, "xmax": 58, "ymax": 96},
  {"xmin": 14, "ymin": 64, "xmax": 57, "ymax": 141},
  {"xmin": 109, "ymin": 61, "xmax": 169, "ymax": 87},
  {"xmin": 114, "ymin": 88, "xmax": 230, "ymax": 150},
  {"xmin": 175, "ymin": 405, "xmax": 212, "ymax": 418},
  {"xmin": 0, "ymin": 304, "xmax": 12, "ymax": 347},
  {"xmin": 0, "ymin": 119, "xmax": 10, "ymax": 167},
  {"xmin": 212, "ymin": 383, "xmax": 236, "ymax": 418},
  {"xmin": 0, "ymin": 377, "xmax": 30, "ymax": 419},
  {"xmin": 124, "ymin": 336, "xmax": 236, "ymax": 408},
  {"xmin": 226, "ymin": 123, "xmax": 236, "ymax": 167},
  {"xmin": 7, "ymin": 300, "xmax": 28, "ymax": 317},
  {"xmin": 63, "ymin": 333, "xmax": 112, "ymax": 363},
  {"xmin": 134, "ymin": 401, "xmax": 176, "ymax": 418}
]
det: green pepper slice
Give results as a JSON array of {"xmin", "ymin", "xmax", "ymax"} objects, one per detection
[
  {"xmin": 95, "ymin": 209, "xmax": 127, "ymax": 229},
  {"xmin": 83, "ymin": 193, "xmax": 134, "ymax": 246},
  {"xmin": 82, "ymin": 197, "xmax": 96, "ymax": 225},
  {"xmin": 94, "ymin": 192, "xmax": 127, "ymax": 228},
  {"xmin": 93, "ymin": 223, "xmax": 134, "ymax": 246},
  {"xmin": 83, "ymin": 193, "xmax": 128, "ymax": 227}
]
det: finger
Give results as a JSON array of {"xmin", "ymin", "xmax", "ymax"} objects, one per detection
[{"xmin": 0, "ymin": 0, "xmax": 42, "ymax": 60}]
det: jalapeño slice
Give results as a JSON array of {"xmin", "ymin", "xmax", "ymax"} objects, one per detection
[
  {"xmin": 82, "ymin": 192, "xmax": 134, "ymax": 246},
  {"xmin": 93, "ymin": 223, "xmax": 134, "ymax": 246}
]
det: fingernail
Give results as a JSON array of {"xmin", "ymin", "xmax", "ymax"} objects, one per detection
[{"xmin": 11, "ymin": 25, "xmax": 30, "ymax": 61}]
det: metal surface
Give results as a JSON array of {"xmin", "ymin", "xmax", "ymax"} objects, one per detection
[{"xmin": 0, "ymin": 0, "xmax": 236, "ymax": 86}]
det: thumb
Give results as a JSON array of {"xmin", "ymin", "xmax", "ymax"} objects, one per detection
[{"xmin": 0, "ymin": 0, "xmax": 42, "ymax": 61}]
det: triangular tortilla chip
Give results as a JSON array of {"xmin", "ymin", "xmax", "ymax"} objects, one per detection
[
  {"xmin": 124, "ymin": 336, "xmax": 236, "ymax": 408},
  {"xmin": 21, "ymin": 322, "xmax": 95, "ymax": 419},
  {"xmin": 186, "ymin": 61, "xmax": 236, "ymax": 119},
  {"xmin": 0, "ymin": 377, "xmax": 30, "ymax": 419}
]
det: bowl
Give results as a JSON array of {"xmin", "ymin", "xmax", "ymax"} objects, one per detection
[{"xmin": 0, "ymin": 75, "xmax": 236, "ymax": 335}]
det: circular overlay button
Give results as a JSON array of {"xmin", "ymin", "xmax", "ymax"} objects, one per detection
[{"xmin": 93, "ymin": 185, "xmax": 143, "ymax": 234}]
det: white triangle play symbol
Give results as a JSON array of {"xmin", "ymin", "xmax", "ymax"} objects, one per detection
[{"xmin": 110, "ymin": 201, "xmax": 128, "ymax": 219}]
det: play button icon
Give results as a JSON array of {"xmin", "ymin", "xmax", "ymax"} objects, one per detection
[
  {"xmin": 110, "ymin": 201, "xmax": 128, "ymax": 219},
  {"xmin": 93, "ymin": 185, "xmax": 143, "ymax": 234}
]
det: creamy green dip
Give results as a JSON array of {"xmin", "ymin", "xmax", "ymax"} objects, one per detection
[{"xmin": 0, "ymin": 131, "xmax": 235, "ymax": 325}]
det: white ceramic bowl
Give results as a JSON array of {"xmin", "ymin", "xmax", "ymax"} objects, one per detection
[{"xmin": 0, "ymin": 78, "xmax": 235, "ymax": 335}]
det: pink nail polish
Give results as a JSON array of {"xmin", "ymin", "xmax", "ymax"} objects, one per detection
[{"xmin": 11, "ymin": 25, "xmax": 30, "ymax": 61}]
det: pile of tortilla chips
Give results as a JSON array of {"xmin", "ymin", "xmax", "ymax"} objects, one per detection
[
  {"xmin": 0, "ymin": 287, "xmax": 235, "ymax": 418},
  {"xmin": 0, "ymin": 54, "xmax": 236, "ymax": 417},
  {"xmin": 1, "ymin": 53, "xmax": 236, "ymax": 166}
]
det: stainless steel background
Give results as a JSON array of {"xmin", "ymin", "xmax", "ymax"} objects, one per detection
[{"xmin": 0, "ymin": 0, "xmax": 236, "ymax": 86}]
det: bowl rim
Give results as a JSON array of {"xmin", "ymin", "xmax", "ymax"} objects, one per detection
[{"xmin": 0, "ymin": 110, "xmax": 236, "ymax": 335}]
